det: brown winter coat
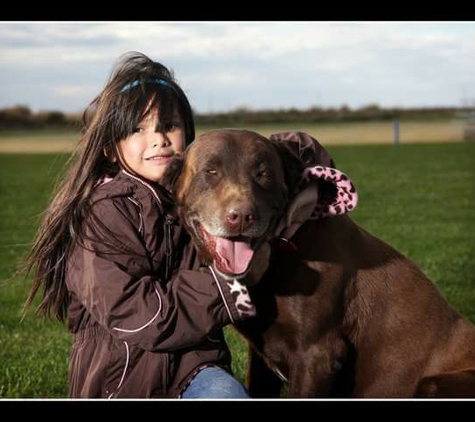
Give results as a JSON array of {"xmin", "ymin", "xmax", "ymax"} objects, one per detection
[{"xmin": 66, "ymin": 169, "xmax": 255, "ymax": 398}]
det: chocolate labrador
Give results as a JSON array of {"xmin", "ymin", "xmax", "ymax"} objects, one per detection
[{"xmin": 162, "ymin": 129, "xmax": 475, "ymax": 398}]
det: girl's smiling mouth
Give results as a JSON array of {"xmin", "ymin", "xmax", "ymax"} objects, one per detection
[{"xmin": 145, "ymin": 154, "xmax": 173, "ymax": 163}]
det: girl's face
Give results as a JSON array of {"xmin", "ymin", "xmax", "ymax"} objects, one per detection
[{"xmin": 117, "ymin": 107, "xmax": 185, "ymax": 183}]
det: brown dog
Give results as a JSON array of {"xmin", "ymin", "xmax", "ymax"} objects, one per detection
[{"xmin": 163, "ymin": 129, "xmax": 475, "ymax": 398}]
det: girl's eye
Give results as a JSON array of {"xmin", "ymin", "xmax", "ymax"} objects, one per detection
[
  {"xmin": 133, "ymin": 127, "xmax": 145, "ymax": 133},
  {"xmin": 165, "ymin": 122, "xmax": 181, "ymax": 132}
]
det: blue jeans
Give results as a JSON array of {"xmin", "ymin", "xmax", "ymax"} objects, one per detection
[{"xmin": 181, "ymin": 366, "xmax": 250, "ymax": 399}]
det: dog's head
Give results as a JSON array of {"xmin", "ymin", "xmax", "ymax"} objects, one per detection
[{"xmin": 162, "ymin": 129, "xmax": 303, "ymax": 280}]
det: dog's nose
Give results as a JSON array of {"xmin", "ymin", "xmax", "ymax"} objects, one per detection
[{"xmin": 226, "ymin": 208, "xmax": 255, "ymax": 232}]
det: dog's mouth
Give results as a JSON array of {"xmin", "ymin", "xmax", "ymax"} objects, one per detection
[{"xmin": 193, "ymin": 220, "xmax": 260, "ymax": 278}]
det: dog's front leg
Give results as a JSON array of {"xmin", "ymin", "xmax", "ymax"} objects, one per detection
[
  {"xmin": 247, "ymin": 348, "xmax": 284, "ymax": 398},
  {"xmin": 287, "ymin": 357, "xmax": 335, "ymax": 398}
]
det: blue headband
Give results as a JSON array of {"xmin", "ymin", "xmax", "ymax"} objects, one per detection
[{"xmin": 120, "ymin": 78, "xmax": 174, "ymax": 93}]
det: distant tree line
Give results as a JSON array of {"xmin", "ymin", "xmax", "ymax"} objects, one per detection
[
  {"xmin": 194, "ymin": 105, "xmax": 474, "ymax": 125},
  {"xmin": 0, "ymin": 104, "xmax": 473, "ymax": 131},
  {"xmin": 0, "ymin": 106, "xmax": 81, "ymax": 130}
]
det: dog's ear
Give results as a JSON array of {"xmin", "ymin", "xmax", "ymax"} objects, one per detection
[
  {"xmin": 271, "ymin": 140, "xmax": 304, "ymax": 198},
  {"xmin": 161, "ymin": 154, "xmax": 185, "ymax": 194}
]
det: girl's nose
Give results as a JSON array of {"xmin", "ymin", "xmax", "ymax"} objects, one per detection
[{"xmin": 152, "ymin": 133, "xmax": 171, "ymax": 148}]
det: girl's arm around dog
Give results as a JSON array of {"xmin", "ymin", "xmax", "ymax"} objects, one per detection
[{"xmin": 66, "ymin": 194, "xmax": 254, "ymax": 352}]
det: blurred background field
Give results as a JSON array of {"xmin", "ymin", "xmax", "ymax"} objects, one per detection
[
  {"xmin": 1, "ymin": 131, "xmax": 474, "ymax": 397},
  {"xmin": 0, "ymin": 119, "xmax": 470, "ymax": 153}
]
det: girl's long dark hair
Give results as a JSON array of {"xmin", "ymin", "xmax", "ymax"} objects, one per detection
[{"xmin": 23, "ymin": 51, "xmax": 195, "ymax": 322}]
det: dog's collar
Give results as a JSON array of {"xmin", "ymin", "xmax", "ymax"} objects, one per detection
[{"xmin": 272, "ymin": 237, "xmax": 298, "ymax": 253}]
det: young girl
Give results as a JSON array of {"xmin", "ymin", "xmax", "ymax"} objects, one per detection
[
  {"xmin": 24, "ymin": 51, "xmax": 358, "ymax": 399},
  {"xmin": 23, "ymin": 52, "xmax": 268, "ymax": 399}
]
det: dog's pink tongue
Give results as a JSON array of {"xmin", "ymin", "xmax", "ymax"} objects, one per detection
[{"xmin": 215, "ymin": 237, "xmax": 254, "ymax": 275}]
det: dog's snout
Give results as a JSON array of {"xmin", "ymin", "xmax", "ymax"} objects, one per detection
[{"xmin": 225, "ymin": 207, "xmax": 255, "ymax": 232}]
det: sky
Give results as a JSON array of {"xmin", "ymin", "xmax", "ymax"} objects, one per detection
[{"xmin": 1, "ymin": 21, "xmax": 475, "ymax": 114}]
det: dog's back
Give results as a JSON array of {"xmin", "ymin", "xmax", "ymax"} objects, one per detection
[{"xmin": 240, "ymin": 214, "xmax": 475, "ymax": 397}]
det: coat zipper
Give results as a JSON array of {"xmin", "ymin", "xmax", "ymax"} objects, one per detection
[
  {"xmin": 113, "ymin": 170, "xmax": 174, "ymax": 397},
  {"xmin": 164, "ymin": 353, "xmax": 170, "ymax": 392},
  {"xmin": 164, "ymin": 215, "xmax": 174, "ymax": 281},
  {"xmin": 122, "ymin": 170, "xmax": 174, "ymax": 279}
]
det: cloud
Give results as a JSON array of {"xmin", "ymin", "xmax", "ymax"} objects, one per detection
[
  {"xmin": 52, "ymin": 84, "xmax": 98, "ymax": 98},
  {"xmin": 1, "ymin": 22, "xmax": 475, "ymax": 112}
]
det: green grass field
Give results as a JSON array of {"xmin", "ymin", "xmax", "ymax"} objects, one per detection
[{"xmin": 0, "ymin": 142, "xmax": 474, "ymax": 397}]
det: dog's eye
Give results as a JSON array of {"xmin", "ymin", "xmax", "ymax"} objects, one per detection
[
  {"xmin": 205, "ymin": 169, "xmax": 218, "ymax": 175},
  {"xmin": 257, "ymin": 169, "xmax": 270, "ymax": 178}
]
